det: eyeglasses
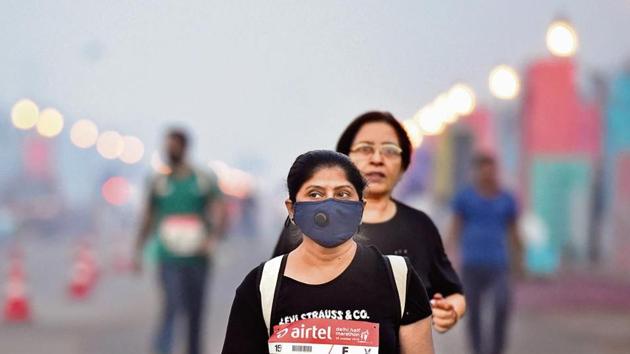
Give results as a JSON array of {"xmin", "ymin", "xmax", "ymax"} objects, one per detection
[{"xmin": 349, "ymin": 143, "xmax": 403, "ymax": 159}]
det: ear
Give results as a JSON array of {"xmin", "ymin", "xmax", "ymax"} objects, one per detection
[{"xmin": 285, "ymin": 198, "xmax": 295, "ymax": 222}]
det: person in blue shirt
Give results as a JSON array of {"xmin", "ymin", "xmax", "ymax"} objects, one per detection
[{"xmin": 449, "ymin": 153, "xmax": 523, "ymax": 354}]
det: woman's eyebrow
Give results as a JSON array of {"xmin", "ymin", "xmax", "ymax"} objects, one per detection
[
  {"xmin": 334, "ymin": 184, "xmax": 354, "ymax": 190},
  {"xmin": 304, "ymin": 185, "xmax": 324, "ymax": 190},
  {"xmin": 353, "ymin": 140, "xmax": 398, "ymax": 145},
  {"xmin": 304, "ymin": 184, "xmax": 352, "ymax": 190}
]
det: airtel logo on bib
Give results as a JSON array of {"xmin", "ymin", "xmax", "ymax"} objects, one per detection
[
  {"xmin": 276, "ymin": 328, "xmax": 290, "ymax": 338},
  {"xmin": 282, "ymin": 323, "xmax": 332, "ymax": 340}
]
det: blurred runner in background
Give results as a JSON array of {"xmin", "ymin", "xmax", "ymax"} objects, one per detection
[
  {"xmin": 135, "ymin": 128, "xmax": 226, "ymax": 354},
  {"xmin": 449, "ymin": 153, "xmax": 523, "ymax": 354}
]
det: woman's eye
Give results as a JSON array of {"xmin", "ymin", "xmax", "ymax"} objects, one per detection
[
  {"xmin": 308, "ymin": 191, "xmax": 323, "ymax": 198},
  {"xmin": 382, "ymin": 146, "xmax": 401, "ymax": 157},
  {"xmin": 337, "ymin": 191, "xmax": 351, "ymax": 198},
  {"xmin": 358, "ymin": 146, "xmax": 373, "ymax": 154}
]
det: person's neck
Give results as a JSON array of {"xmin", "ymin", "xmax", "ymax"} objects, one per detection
[
  {"xmin": 476, "ymin": 181, "xmax": 499, "ymax": 197},
  {"xmin": 297, "ymin": 238, "xmax": 357, "ymax": 267},
  {"xmin": 170, "ymin": 162, "xmax": 191, "ymax": 178},
  {"xmin": 363, "ymin": 193, "xmax": 395, "ymax": 223}
]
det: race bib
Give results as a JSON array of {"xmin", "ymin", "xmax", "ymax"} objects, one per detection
[
  {"xmin": 269, "ymin": 318, "xmax": 379, "ymax": 354},
  {"xmin": 159, "ymin": 215, "xmax": 206, "ymax": 256}
]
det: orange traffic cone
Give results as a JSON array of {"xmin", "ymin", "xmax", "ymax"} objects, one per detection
[
  {"xmin": 3, "ymin": 252, "xmax": 31, "ymax": 323},
  {"xmin": 68, "ymin": 244, "xmax": 98, "ymax": 300}
]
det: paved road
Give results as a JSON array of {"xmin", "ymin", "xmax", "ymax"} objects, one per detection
[{"xmin": 1, "ymin": 234, "xmax": 629, "ymax": 354}]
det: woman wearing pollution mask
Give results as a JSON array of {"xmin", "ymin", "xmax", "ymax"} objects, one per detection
[
  {"xmin": 273, "ymin": 112, "xmax": 466, "ymax": 333},
  {"xmin": 222, "ymin": 150, "xmax": 434, "ymax": 354}
]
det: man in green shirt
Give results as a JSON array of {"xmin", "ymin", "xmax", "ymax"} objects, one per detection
[{"xmin": 135, "ymin": 129, "xmax": 226, "ymax": 354}]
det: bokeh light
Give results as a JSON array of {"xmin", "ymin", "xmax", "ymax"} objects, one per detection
[
  {"xmin": 101, "ymin": 176, "xmax": 131, "ymax": 206},
  {"xmin": 448, "ymin": 83, "xmax": 476, "ymax": 116},
  {"xmin": 119, "ymin": 136, "xmax": 145, "ymax": 164},
  {"xmin": 546, "ymin": 20, "xmax": 578, "ymax": 57},
  {"xmin": 96, "ymin": 131, "xmax": 124, "ymax": 159},
  {"xmin": 489, "ymin": 64, "xmax": 521, "ymax": 100},
  {"xmin": 209, "ymin": 160, "xmax": 254, "ymax": 199},
  {"xmin": 11, "ymin": 99, "xmax": 39, "ymax": 130},
  {"xmin": 402, "ymin": 119, "xmax": 424, "ymax": 148},
  {"xmin": 36, "ymin": 108, "xmax": 64, "ymax": 138},
  {"xmin": 70, "ymin": 119, "xmax": 99, "ymax": 149},
  {"xmin": 415, "ymin": 105, "xmax": 446, "ymax": 136},
  {"xmin": 433, "ymin": 94, "xmax": 459, "ymax": 124}
]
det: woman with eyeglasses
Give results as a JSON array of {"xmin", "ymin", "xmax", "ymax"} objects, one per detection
[
  {"xmin": 273, "ymin": 111, "xmax": 466, "ymax": 333},
  {"xmin": 222, "ymin": 150, "xmax": 434, "ymax": 354}
]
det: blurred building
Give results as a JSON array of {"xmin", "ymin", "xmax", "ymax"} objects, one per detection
[
  {"xmin": 604, "ymin": 72, "xmax": 630, "ymax": 272},
  {"xmin": 397, "ymin": 58, "xmax": 630, "ymax": 277}
]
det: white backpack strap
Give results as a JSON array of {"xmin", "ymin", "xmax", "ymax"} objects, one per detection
[
  {"xmin": 386, "ymin": 255, "xmax": 408, "ymax": 319},
  {"xmin": 260, "ymin": 255, "xmax": 284, "ymax": 336}
]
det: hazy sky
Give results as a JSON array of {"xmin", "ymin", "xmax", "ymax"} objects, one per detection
[{"xmin": 2, "ymin": 0, "xmax": 629, "ymax": 179}]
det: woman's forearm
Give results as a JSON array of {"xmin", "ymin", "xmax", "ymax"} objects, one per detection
[{"xmin": 400, "ymin": 317, "xmax": 435, "ymax": 354}]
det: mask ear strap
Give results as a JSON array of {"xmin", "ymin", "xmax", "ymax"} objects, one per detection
[
  {"xmin": 286, "ymin": 200, "xmax": 297, "ymax": 225},
  {"xmin": 283, "ymin": 215, "xmax": 296, "ymax": 226}
]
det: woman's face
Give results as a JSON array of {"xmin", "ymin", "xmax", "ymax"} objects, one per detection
[
  {"xmin": 287, "ymin": 166, "xmax": 360, "ymax": 216},
  {"xmin": 296, "ymin": 166, "xmax": 360, "ymax": 203},
  {"xmin": 348, "ymin": 122, "xmax": 404, "ymax": 198}
]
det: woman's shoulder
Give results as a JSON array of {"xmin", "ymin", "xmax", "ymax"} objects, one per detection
[
  {"xmin": 235, "ymin": 261, "xmax": 268, "ymax": 295},
  {"xmin": 391, "ymin": 199, "xmax": 435, "ymax": 226},
  {"xmin": 355, "ymin": 244, "xmax": 398, "ymax": 274},
  {"xmin": 359, "ymin": 243, "xmax": 386, "ymax": 259}
]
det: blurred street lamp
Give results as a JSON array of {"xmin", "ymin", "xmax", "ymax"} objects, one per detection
[
  {"xmin": 70, "ymin": 119, "xmax": 99, "ymax": 148},
  {"xmin": 415, "ymin": 105, "xmax": 446, "ymax": 136},
  {"xmin": 447, "ymin": 83, "xmax": 476, "ymax": 116},
  {"xmin": 36, "ymin": 108, "xmax": 64, "ymax": 138},
  {"xmin": 96, "ymin": 131, "xmax": 124, "ymax": 159},
  {"xmin": 11, "ymin": 99, "xmax": 39, "ymax": 130},
  {"xmin": 119, "ymin": 136, "xmax": 145, "ymax": 164},
  {"xmin": 546, "ymin": 19, "xmax": 578, "ymax": 57},
  {"xmin": 402, "ymin": 119, "xmax": 423, "ymax": 148},
  {"xmin": 489, "ymin": 65, "xmax": 521, "ymax": 100},
  {"xmin": 208, "ymin": 160, "xmax": 255, "ymax": 199},
  {"xmin": 433, "ymin": 93, "xmax": 459, "ymax": 124},
  {"xmin": 102, "ymin": 176, "xmax": 132, "ymax": 206}
]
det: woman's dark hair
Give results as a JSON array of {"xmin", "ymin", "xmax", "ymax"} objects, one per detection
[
  {"xmin": 287, "ymin": 150, "xmax": 367, "ymax": 203},
  {"xmin": 335, "ymin": 111, "xmax": 413, "ymax": 171}
]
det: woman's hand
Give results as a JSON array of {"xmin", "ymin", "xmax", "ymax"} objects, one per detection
[
  {"xmin": 430, "ymin": 293, "xmax": 459, "ymax": 333},
  {"xmin": 400, "ymin": 316, "xmax": 434, "ymax": 354}
]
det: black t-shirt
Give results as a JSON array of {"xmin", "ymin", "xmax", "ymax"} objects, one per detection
[
  {"xmin": 272, "ymin": 199, "xmax": 463, "ymax": 298},
  {"xmin": 222, "ymin": 244, "xmax": 432, "ymax": 354}
]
